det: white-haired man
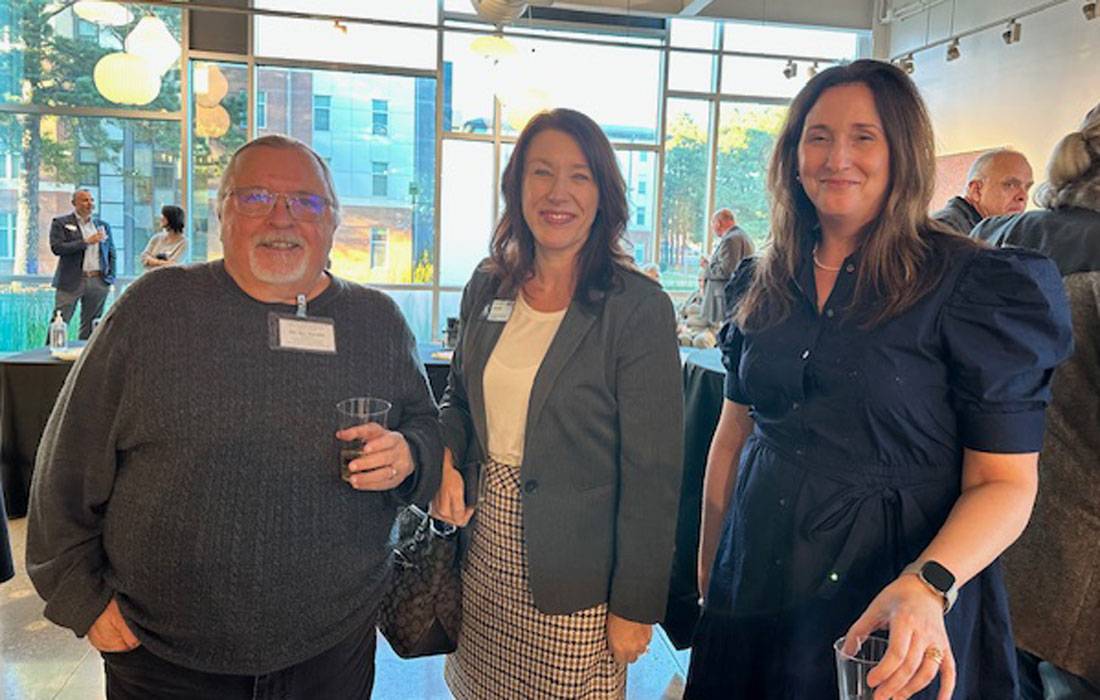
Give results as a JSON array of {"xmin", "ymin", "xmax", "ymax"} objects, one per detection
[
  {"xmin": 27, "ymin": 135, "xmax": 442, "ymax": 698},
  {"xmin": 933, "ymin": 148, "xmax": 1034, "ymax": 236}
]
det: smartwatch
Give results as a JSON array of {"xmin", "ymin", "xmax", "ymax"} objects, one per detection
[{"xmin": 903, "ymin": 560, "xmax": 958, "ymax": 614}]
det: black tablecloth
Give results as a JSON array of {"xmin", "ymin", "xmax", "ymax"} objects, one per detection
[
  {"xmin": 661, "ymin": 347, "xmax": 726, "ymax": 649},
  {"xmin": 0, "ymin": 343, "xmax": 452, "ymax": 521},
  {"xmin": 1, "ymin": 346, "xmax": 80, "ymax": 519}
]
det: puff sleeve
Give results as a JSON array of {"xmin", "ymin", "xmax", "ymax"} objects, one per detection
[
  {"xmin": 719, "ymin": 257, "xmax": 757, "ymax": 405},
  {"xmin": 941, "ymin": 248, "xmax": 1073, "ymax": 453}
]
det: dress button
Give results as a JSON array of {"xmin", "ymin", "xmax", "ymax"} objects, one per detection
[
  {"xmin": 523, "ymin": 479, "xmax": 538, "ymax": 494},
  {"xmin": 778, "ymin": 497, "xmax": 788, "ymax": 507},
  {"xmin": 794, "ymin": 448, "xmax": 805, "ymax": 457},
  {"xmin": 773, "ymin": 558, "xmax": 783, "ymax": 567},
  {"xmin": 791, "ymin": 402, "xmax": 800, "ymax": 411},
  {"xmin": 825, "ymin": 308, "xmax": 834, "ymax": 318},
  {"xmin": 800, "ymin": 349, "xmax": 811, "ymax": 360},
  {"xmin": 845, "ymin": 263, "xmax": 855, "ymax": 273}
]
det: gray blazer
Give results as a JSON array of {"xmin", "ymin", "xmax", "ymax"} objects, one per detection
[
  {"xmin": 440, "ymin": 262, "xmax": 684, "ymax": 623},
  {"xmin": 702, "ymin": 227, "xmax": 754, "ymax": 325}
]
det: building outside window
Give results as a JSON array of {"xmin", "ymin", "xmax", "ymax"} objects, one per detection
[
  {"xmin": 313, "ymin": 94, "xmax": 331, "ymax": 131},
  {"xmin": 372, "ymin": 99, "xmax": 388, "ymax": 135},
  {"xmin": 370, "ymin": 227, "xmax": 388, "ymax": 268},
  {"xmin": 256, "ymin": 91, "xmax": 267, "ymax": 129},
  {"xmin": 372, "ymin": 161, "xmax": 388, "ymax": 197},
  {"xmin": 635, "ymin": 206, "xmax": 646, "ymax": 227}
]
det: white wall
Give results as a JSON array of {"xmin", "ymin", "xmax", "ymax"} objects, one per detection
[{"xmin": 882, "ymin": 0, "xmax": 1100, "ymax": 186}]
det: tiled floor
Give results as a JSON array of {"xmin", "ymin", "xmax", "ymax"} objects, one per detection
[{"xmin": 2, "ymin": 517, "xmax": 689, "ymax": 699}]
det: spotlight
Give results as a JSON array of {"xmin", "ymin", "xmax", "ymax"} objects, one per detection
[
  {"xmin": 946, "ymin": 38, "xmax": 960, "ymax": 62},
  {"xmin": 1085, "ymin": 1, "xmax": 1097, "ymax": 20},
  {"xmin": 333, "ymin": 19, "xmax": 348, "ymax": 34},
  {"xmin": 1002, "ymin": 19, "xmax": 1021, "ymax": 44},
  {"xmin": 807, "ymin": 61, "xmax": 820, "ymax": 77},
  {"xmin": 897, "ymin": 54, "xmax": 915, "ymax": 74},
  {"xmin": 782, "ymin": 59, "xmax": 797, "ymax": 79}
]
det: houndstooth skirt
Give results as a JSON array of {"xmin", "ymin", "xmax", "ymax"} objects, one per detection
[{"xmin": 444, "ymin": 459, "xmax": 626, "ymax": 700}]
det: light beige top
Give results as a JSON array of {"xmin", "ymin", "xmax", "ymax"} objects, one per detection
[{"xmin": 483, "ymin": 293, "xmax": 566, "ymax": 465}]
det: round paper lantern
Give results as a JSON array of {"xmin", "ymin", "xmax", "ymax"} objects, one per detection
[
  {"xmin": 94, "ymin": 52, "xmax": 161, "ymax": 106},
  {"xmin": 502, "ymin": 88, "xmax": 551, "ymax": 132},
  {"xmin": 124, "ymin": 15, "xmax": 180, "ymax": 76},
  {"xmin": 73, "ymin": 1, "xmax": 132, "ymax": 26},
  {"xmin": 195, "ymin": 104, "xmax": 231, "ymax": 139},
  {"xmin": 194, "ymin": 63, "xmax": 229, "ymax": 109},
  {"xmin": 470, "ymin": 35, "xmax": 517, "ymax": 63}
]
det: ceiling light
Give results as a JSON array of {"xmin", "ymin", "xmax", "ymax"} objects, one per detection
[
  {"xmin": 333, "ymin": 20, "xmax": 348, "ymax": 34},
  {"xmin": 946, "ymin": 38, "xmax": 960, "ymax": 62},
  {"xmin": 807, "ymin": 61, "xmax": 820, "ymax": 78},
  {"xmin": 782, "ymin": 59, "xmax": 797, "ymax": 79},
  {"xmin": 1002, "ymin": 19, "xmax": 1022, "ymax": 44},
  {"xmin": 897, "ymin": 54, "xmax": 915, "ymax": 74},
  {"xmin": 1084, "ymin": 1, "xmax": 1097, "ymax": 20},
  {"xmin": 73, "ymin": 0, "xmax": 132, "ymax": 26}
]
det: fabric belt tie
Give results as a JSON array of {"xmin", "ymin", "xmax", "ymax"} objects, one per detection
[{"xmin": 83, "ymin": 271, "xmax": 102, "ymax": 277}]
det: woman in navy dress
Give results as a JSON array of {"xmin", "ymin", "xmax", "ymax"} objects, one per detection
[{"xmin": 686, "ymin": 60, "xmax": 1073, "ymax": 699}]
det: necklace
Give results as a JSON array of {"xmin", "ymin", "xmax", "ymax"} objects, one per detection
[{"xmin": 812, "ymin": 245, "xmax": 842, "ymax": 272}]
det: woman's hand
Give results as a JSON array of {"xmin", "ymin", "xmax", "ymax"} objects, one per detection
[
  {"xmin": 843, "ymin": 575, "xmax": 956, "ymax": 700},
  {"xmin": 431, "ymin": 448, "xmax": 473, "ymax": 526},
  {"xmin": 606, "ymin": 613, "xmax": 652, "ymax": 664}
]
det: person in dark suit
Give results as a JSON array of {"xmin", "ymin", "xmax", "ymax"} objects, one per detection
[
  {"xmin": 432, "ymin": 108, "xmax": 683, "ymax": 699},
  {"xmin": 49, "ymin": 188, "xmax": 116, "ymax": 339}
]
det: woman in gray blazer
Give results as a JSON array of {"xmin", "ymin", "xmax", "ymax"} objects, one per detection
[{"xmin": 432, "ymin": 108, "xmax": 683, "ymax": 700}]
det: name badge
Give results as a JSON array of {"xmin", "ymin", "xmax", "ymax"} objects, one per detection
[
  {"xmin": 268, "ymin": 313, "xmax": 337, "ymax": 354},
  {"xmin": 485, "ymin": 299, "xmax": 514, "ymax": 322},
  {"xmin": 65, "ymin": 224, "xmax": 77, "ymax": 231}
]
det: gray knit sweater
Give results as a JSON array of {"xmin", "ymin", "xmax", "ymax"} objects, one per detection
[{"xmin": 26, "ymin": 261, "xmax": 442, "ymax": 675}]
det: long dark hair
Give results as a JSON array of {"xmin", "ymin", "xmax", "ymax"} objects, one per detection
[
  {"xmin": 161, "ymin": 205, "xmax": 185, "ymax": 233},
  {"xmin": 735, "ymin": 59, "xmax": 977, "ymax": 331},
  {"xmin": 485, "ymin": 108, "xmax": 633, "ymax": 302}
]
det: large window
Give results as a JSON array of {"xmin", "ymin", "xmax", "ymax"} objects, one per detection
[{"xmin": 0, "ymin": 5, "xmax": 866, "ymax": 351}]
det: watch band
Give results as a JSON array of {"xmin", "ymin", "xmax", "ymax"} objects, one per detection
[{"xmin": 902, "ymin": 561, "xmax": 958, "ymax": 614}]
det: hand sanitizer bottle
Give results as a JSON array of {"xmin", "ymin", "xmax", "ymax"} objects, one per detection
[{"xmin": 48, "ymin": 310, "xmax": 68, "ymax": 351}]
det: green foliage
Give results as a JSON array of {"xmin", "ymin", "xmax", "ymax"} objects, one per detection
[{"xmin": 412, "ymin": 249, "xmax": 435, "ymax": 284}]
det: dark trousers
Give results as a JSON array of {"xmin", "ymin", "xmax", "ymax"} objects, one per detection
[
  {"xmin": 54, "ymin": 275, "xmax": 110, "ymax": 340},
  {"xmin": 102, "ymin": 623, "xmax": 377, "ymax": 700}
]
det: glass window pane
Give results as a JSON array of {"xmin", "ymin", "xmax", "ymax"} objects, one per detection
[
  {"xmin": 715, "ymin": 102, "xmax": 785, "ymax": 246},
  {"xmin": 254, "ymin": 16, "xmax": 435, "ymax": 70},
  {"xmin": 721, "ymin": 56, "xmax": 808, "ymax": 99},
  {"xmin": 381, "ymin": 288, "xmax": 434, "ymax": 341},
  {"xmin": 661, "ymin": 98, "xmax": 711, "ymax": 292},
  {"xmin": 723, "ymin": 21, "xmax": 860, "ymax": 60},
  {"xmin": 2, "ymin": 4, "xmax": 182, "ymax": 111},
  {"xmin": 441, "ymin": 140, "xmax": 493, "ymax": 287},
  {"xmin": 670, "ymin": 18, "xmax": 716, "ymax": 49},
  {"xmin": 255, "ymin": 67, "xmax": 437, "ymax": 286},
  {"xmin": 190, "ymin": 61, "xmax": 247, "ymax": 264},
  {"xmin": 443, "ymin": 32, "xmax": 497, "ymax": 134},
  {"xmin": 668, "ymin": 51, "xmax": 713, "ymax": 94},
  {"xmin": 617, "ymin": 149, "xmax": 657, "ymax": 266},
  {"xmin": 0, "ymin": 114, "xmax": 180, "ymax": 351}
]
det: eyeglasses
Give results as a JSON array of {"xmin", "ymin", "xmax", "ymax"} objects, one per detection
[{"xmin": 227, "ymin": 187, "xmax": 331, "ymax": 222}]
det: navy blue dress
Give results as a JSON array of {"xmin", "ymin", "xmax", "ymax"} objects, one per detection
[{"xmin": 685, "ymin": 236, "xmax": 1073, "ymax": 699}]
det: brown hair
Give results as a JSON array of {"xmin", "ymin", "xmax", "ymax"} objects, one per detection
[
  {"xmin": 735, "ymin": 59, "xmax": 977, "ymax": 331},
  {"xmin": 486, "ymin": 108, "xmax": 633, "ymax": 302}
]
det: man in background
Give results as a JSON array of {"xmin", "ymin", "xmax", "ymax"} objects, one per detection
[
  {"xmin": 49, "ymin": 189, "xmax": 115, "ymax": 339},
  {"xmin": 932, "ymin": 148, "xmax": 1033, "ymax": 235},
  {"xmin": 700, "ymin": 208, "xmax": 753, "ymax": 326}
]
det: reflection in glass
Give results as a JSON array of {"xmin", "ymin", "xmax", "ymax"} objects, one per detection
[
  {"xmin": 254, "ymin": 67, "xmax": 437, "ymax": 286},
  {"xmin": 616, "ymin": 150, "xmax": 658, "ymax": 265}
]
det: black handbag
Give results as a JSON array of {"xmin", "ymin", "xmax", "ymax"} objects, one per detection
[{"xmin": 377, "ymin": 505, "xmax": 462, "ymax": 658}]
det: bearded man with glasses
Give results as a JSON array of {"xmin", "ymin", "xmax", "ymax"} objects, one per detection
[{"xmin": 26, "ymin": 134, "xmax": 442, "ymax": 699}]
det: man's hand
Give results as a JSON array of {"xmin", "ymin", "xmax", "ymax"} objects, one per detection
[
  {"xmin": 87, "ymin": 598, "xmax": 140, "ymax": 653},
  {"xmin": 84, "ymin": 231, "xmax": 106, "ymax": 244},
  {"xmin": 338, "ymin": 423, "xmax": 415, "ymax": 491},
  {"xmin": 606, "ymin": 613, "xmax": 652, "ymax": 664}
]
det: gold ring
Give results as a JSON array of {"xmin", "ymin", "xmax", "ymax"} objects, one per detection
[{"xmin": 924, "ymin": 646, "xmax": 944, "ymax": 665}]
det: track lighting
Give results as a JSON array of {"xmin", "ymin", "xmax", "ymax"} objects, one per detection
[
  {"xmin": 897, "ymin": 54, "xmax": 914, "ymax": 75},
  {"xmin": 1084, "ymin": 1, "xmax": 1097, "ymax": 20},
  {"xmin": 807, "ymin": 61, "xmax": 819, "ymax": 78},
  {"xmin": 782, "ymin": 59, "xmax": 797, "ymax": 79},
  {"xmin": 1001, "ymin": 19, "xmax": 1021, "ymax": 45},
  {"xmin": 946, "ymin": 38, "xmax": 960, "ymax": 62}
]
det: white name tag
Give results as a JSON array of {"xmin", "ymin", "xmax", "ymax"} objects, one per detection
[
  {"xmin": 486, "ymin": 299, "xmax": 514, "ymax": 322},
  {"xmin": 65, "ymin": 224, "xmax": 77, "ymax": 231},
  {"xmin": 270, "ymin": 314, "xmax": 337, "ymax": 354}
]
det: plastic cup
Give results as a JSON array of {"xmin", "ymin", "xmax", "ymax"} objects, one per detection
[
  {"xmin": 336, "ymin": 397, "xmax": 391, "ymax": 481},
  {"xmin": 835, "ymin": 633, "xmax": 889, "ymax": 699}
]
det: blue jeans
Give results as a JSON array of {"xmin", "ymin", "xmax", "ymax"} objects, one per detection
[
  {"xmin": 102, "ymin": 621, "xmax": 377, "ymax": 700},
  {"xmin": 1019, "ymin": 649, "xmax": 1100, "ymax": 700}
]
